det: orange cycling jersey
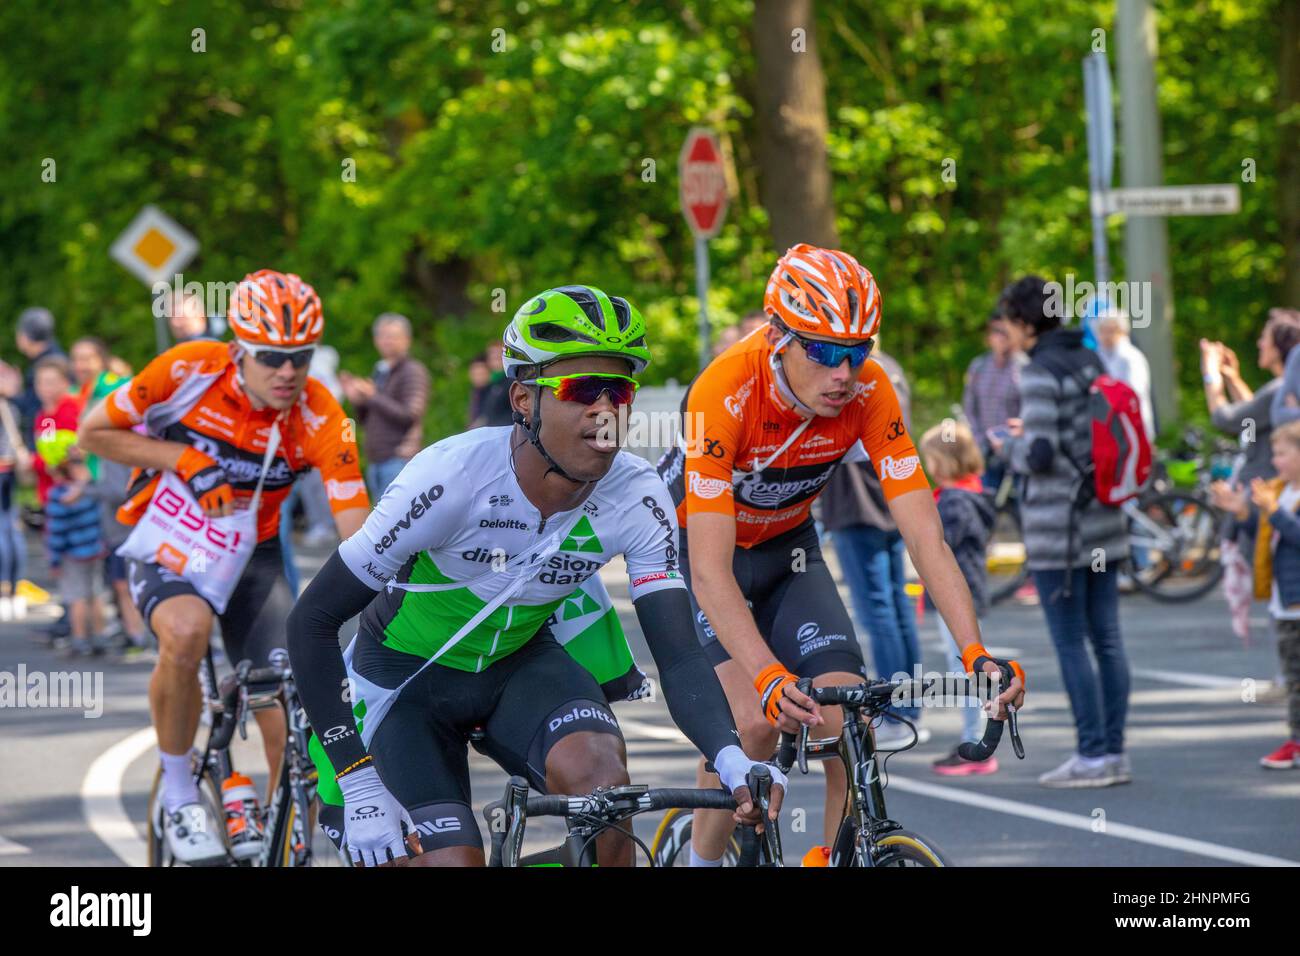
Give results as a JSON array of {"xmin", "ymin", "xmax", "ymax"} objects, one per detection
[
  {"xmin": 658, "ymin": 329, "xmax": 930, "ymax": 548},
  {"xmin": 104, "ymin": 340, "xmax": 369, "ymax": 543}
]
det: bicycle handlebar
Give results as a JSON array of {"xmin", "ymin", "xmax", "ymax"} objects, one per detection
[{"xmin": 776, "ymin": 672, "xmax": 1024, "ymax": 773}]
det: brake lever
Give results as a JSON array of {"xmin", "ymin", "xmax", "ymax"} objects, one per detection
[
  {"xmin": 797, "ymin": 722, "xmax": 810, "ymax": 775},
  {"xmin": 237, "ymin": 684, "xmax": 250, "ymax": 741}
]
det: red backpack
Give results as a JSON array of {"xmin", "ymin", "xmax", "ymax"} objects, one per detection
[
  {"xmin": 1035, "ymin": 352, "xmax": 1153, "ymax": 508},
  {"xmin": 1087, "ymin": 375, "xmax": 1152, "ymax": 506}
]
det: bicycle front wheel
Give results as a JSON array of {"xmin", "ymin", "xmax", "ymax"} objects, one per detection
[
  {"xmin": 649, "ymin": 807, "xmax": 742, "ymax": 867},
  {"xmin": 872, "ymin": 830, "xmax": 951, "ymax": 867}
]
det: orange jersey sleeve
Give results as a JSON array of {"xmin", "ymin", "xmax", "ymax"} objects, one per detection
[
  {"xmin": 104, "ymin": 341, "xmax": 229, "ymax": 428},
  {"xmin": 300, "ymin": 380, "xmax": 369, "ymax": 514},
  {"xmin": 855, "ymin": 361, "xmax": 930, "ymax": 499},
  {"xmin": 680, "ymin": 364, "xmax": 748, "ymax": 518}
]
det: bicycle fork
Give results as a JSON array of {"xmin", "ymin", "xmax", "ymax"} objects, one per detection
[{"xmin": 838, "ymin": 718, "xmax": 899, "ymax": 868}]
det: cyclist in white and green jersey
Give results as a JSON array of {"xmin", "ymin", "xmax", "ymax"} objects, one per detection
[{"xmin": 288, "ymin": 286, "xmax": 786, "ymax": 867}]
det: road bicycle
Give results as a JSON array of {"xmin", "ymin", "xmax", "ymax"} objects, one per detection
[
  {"xmin": 652, "ymin": 671, "xmax": 1023, "ymax": 867},
  {"xmin": 146, "ymin": 653, "xmax": 335, "ymax": 867},
  {"xmin": 482, "ymin": 765, "xmax": 782, "ymax": 867}
]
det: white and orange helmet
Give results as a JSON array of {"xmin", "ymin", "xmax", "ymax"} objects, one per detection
[
  {"xmin": 227, "ymin": 269, "xmax": 324, "ymax": 348},
  {"xmin": 763, "ymin": 244, "xmax": 881, "ymax": 340}
]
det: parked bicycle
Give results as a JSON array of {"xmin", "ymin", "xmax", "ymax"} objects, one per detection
[{"xmin": 985, "ymin": 465, "xmax": 1224, "ymax": 604}]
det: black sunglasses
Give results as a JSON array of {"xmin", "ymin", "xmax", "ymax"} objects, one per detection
[{"xmin": 251, "ymin": 347, "xmax": 315, "ymax": 370}]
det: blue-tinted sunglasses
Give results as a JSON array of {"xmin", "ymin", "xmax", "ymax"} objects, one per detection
[{"xmin": 790, "ymin": 330, "xmax": 874, "ymax": 369}]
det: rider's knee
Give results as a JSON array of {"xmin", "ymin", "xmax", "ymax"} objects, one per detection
[
  {"xmin": 545, "ymin": 733, "xmax": 628, "ymax": 794},
  {"xmin": 738, "ymin": 717, "xmax": 777, "ymax": 761},
  {"xmin": 153, "ymin": 613, "xmax": 211, "ymax": 667}
]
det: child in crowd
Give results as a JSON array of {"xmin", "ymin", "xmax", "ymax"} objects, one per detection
[
  {"xmin": 87, "ymin": 452, "xmax": 149, "ymax": 655},
  {"xmin": 1217, "ymin": 419, "xmax": 1300, "ymax": 769},
  {"xmin": 44, "ymin": 446, "xmax": 106, "ymax": 656},
  {"xmin": 918, "ymin": 422, "xmax": 999, "ymax": 775}
]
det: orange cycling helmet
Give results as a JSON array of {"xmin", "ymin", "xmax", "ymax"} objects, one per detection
[
  {"xmin": 227, "ymin": 269, "xmax": 324, "ymax": 348},
  {"xmin": 763, "ymin": 244, "xmax": 881, "ymax": 340}
]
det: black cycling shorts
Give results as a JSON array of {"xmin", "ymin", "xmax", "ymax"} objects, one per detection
[
  {"xmin": 354, "ymin": 624, "xmax": 625, "ymax": 853},
  {"xmin": 680, "ymin": 520, "xmax": 867, "ymax": 680},
  {"xmin": 126, "ymin": 539, "xmax": 293, "ymax": 670}
]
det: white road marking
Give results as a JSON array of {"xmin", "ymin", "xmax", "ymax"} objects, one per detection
[
  {"xmin": 1132, "ymin": 667, "xmax": 1267, "ymax": 689},
  {"xmin": 81, "ymin": 727, "xmax": 156, "ymax": 867},
  {"xmin": 615, "ymin": 719, "xmax": 1298, "ymax": 867},
  {"xmin": 618, "ymin": 716, "xmax": 695, "ymax": 743},
  {"xmin": 884, "ymin": 775, "xmax": 1299, "ymax": 867},
  {"xmin": 0, "ymin": 833, "xmax": 31, "ymax": 855}
]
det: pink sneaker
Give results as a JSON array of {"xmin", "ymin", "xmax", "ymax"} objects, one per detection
[{"xmin": 932, "ymin": 746, "xmax": 999, "ymax": 776}]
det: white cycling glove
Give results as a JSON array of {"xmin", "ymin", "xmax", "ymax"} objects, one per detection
[
  {"xmin": 713, "ymin": 744, "xmax": 788, "ymax": 800},
  {"xmin": 338, "ymin": 764, "xmax": 417, "ymax": 866}
]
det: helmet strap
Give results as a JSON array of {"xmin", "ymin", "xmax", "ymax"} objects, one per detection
[
  {"xmin": 768, "ymin": 334, "xmax": 817, "ymax": 418},
  {"xmin": 517, "ymin": 383, "xmax": 588, "ymax": 486}
]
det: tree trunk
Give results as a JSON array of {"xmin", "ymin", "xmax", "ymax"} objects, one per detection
[
  {"xmin": 752, "ymin": 0, "xmax": 839, "ymax": 252},
  {"xmin": 1280, "ymin": 0, "xmax": 1300, "ymax": 305}
]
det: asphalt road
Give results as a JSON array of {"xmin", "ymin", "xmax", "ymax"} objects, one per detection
[{"xmin": 1, "ymin": 534, "xmax": 1297, "ymax": 867}]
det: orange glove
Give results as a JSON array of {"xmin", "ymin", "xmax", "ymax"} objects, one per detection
[
  {"xmin": 961, "ymin": 642, "xmax": 1026, "ymax": 688},
  {"xmin": 754, "ymin": 663, "xmax": 799, "ymax": 727},
  {"xmin": 175, "ymin": 447, "xmax": 234, "ymax": 515}
]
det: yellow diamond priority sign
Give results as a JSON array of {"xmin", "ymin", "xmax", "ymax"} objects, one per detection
[{"xmin": 110, "ymin": 205, "xmax": 199, "ymax": 285}]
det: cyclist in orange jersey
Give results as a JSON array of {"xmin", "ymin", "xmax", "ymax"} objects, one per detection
[
  {"xmin": 657, "ymin": 245, "xmax": 1027, "ymax": 864},
  {"xmin": 79, "ymin": 270, "xmax": 370, "ymax": 864}
]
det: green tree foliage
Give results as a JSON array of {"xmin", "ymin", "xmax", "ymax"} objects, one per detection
[{"xmin": 0, "ymin": 0, "xmax": 1288, "ymax": 442}]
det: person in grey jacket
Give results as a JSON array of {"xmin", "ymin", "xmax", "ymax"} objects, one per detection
[
  {"xmin": 990, "ymin": 276, "xmax": 1132, "ymax": 789},
  {"xmin": 1206, "ymin": 309, "xmax": 1300, "ymax": 485}
]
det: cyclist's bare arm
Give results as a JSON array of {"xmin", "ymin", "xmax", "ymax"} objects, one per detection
[
  {"xmin": 687, "ymin": 512, "xmax": 774, "ymax": 676},
  {"xmin": 77, "ymin": 399, "xmax": 186, "ymax": 473},
  {"xmin": 332, "ymin": 507, "xmax": 368, "ymax": 541},
  {"xmin": 889, "ymin": 488, "xmax": 1024, "ymax": 712}
]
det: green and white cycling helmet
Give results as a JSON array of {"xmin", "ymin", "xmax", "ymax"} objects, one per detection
[{"xmin": 502, "ymin": 285, "xmax": 650, "ymax": 380}]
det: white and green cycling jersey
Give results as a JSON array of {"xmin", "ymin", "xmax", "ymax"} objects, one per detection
[{"xmin": 337, "ymin": 426, "xmax": 687, "ymax": 686}]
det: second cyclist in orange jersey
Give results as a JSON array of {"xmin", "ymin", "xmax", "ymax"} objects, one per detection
[
  {"xmin": 104, "ymin": 337, "xmax": 367, "ymax": 541},
  {"xmin": 78, "ymin": 269, "xmax": 370, "ymax": 866},
  {"xmin": 658, "ymin": 325, "xmax": 930, "ymax": 547}
]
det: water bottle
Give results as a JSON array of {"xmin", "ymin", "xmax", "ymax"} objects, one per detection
[{"xmin": 222, "ymin": 772, "xmax": 265, "ymax": 860}]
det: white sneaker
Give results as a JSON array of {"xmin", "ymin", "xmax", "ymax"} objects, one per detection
[
  {"xmin": 163, "ymin": 803, "xmax": 227, "ymax": 865},
  {"xmin": 1037, "ymin": 753, "xmax": 1120, "ymax": 789},
  {"xmin": 12, "ymin": 595, "xmax": 26, "ymax": 619},
  {"xmin": 0, "ymin": 597, "xmax": 11, "ymax": 621}
]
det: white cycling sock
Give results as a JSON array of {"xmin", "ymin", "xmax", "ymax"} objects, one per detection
[
  {"xmin": 159, "ymin": 750, "xmax": 200, "ymax": 815},
  {"xmin": 690, "ymin": 846, "xmax": 724, "ymax": 868}
]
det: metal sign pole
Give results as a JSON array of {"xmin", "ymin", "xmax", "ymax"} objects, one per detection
[
  {"xmin": 1083, "ymin": 51, "xmax": 1115, "ymax": 290},
  {"xmin": 695, "ymin": 237, "xmax": 711, "ymax": 370}
]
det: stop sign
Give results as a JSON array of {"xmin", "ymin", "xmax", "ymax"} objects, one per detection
[{"xmin": 679, "ymin": 127, "xmax": 729, "ymax": 239}]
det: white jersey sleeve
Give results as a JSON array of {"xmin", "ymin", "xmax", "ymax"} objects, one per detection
[
  {"xmin": 336, "ymin": 444, "xmax": 471, "ymax": 590},
  {"xmin": 618, "ymin": 467, "xmax": 688, "ymax": 602}
]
